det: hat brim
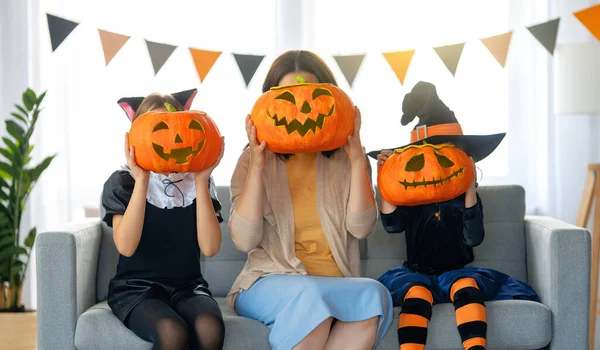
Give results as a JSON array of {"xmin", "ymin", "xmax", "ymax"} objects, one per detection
[{"xmin": 367, "ymin": 133, "xmax": 506, "ymax": 163}]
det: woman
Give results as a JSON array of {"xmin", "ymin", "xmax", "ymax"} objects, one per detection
[{"xmin": 227, "ymin": 50, "xmax": 392, "ymax": 350}]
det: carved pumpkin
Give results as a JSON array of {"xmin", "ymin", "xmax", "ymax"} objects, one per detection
[
  {"xmin": 129, "ymin": 105, "xmax": 221, "ymax": 173},
  {"xmin": 250, "ymin": 78, "xmax": 354, "ymax": 153},
  {"xmin": 378, "ymin": 143, "xmax": 474, "ymax": 206}
]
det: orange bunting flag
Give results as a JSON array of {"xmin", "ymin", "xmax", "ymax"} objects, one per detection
[
  {"xmin": 189, "ymin": 48, "xmax": 222, "ymax": 83},
  {"xmin": 574, "ymin": 4, "xmax": 600, "ymax": 41},
  {"xmin": 480, "ymin": 32, "xmax": 513, "ymax": 67},
  {"xmin": 382, "ymin": 50, "xmax": 415, "ymax": 85},
  {"xmin": 98, "ymin": 29, "xmax": 130, "ymax": 65}
]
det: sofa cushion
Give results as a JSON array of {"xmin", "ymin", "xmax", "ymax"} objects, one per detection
[
  {"xmin": 75, "ymin": 299, "xmax": 271, "ymax": 350},
  {"xmin": 377, "ymin": 300, "xmax": 551, "ymax": 350}
]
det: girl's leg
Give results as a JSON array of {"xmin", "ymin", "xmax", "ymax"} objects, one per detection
[
  {"xmin": 175, "ymin": 295, "xmax": 225, "ymax": 350},
  {"xmin": 450, "ymin": 278, "xmax": 487, "ymax": 350},
  {"xmin": 324, "ymin": 316, "xmax": 378, "ymax": 350},
  {"xmin": 125, "ymin": 298, "xmax": 189, "ymax": 350},
  {"xmin": 397, "ymin": 284, "xmax": 433, "ymax": 350},
  {"xmin": 292, "ymin": 317, "xmax": 333, "ymax": 350}
]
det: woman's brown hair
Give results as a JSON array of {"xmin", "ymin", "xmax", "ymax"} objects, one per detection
[
  {"xmin": 256, "ymin": 50, "xmax": 341, "ymax": 159},
  {"xmin": 133, "ymin": 93, "xmax": 184, "ymax": 120}
]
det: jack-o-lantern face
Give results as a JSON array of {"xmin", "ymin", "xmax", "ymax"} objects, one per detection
[
  {"xmin": 251, "ymin": 82, "xmax": 354, "ymax": 153},
  {"xmin": 129, "ymin": 110, "xmax": 221, "ymax": 173},
  {"xmin": 378, "ymin": 143, "xmax": 475, "ymax": 206}
]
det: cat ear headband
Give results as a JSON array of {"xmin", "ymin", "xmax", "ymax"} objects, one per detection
[{"xmin": 117, "ymin": 88, "xmax": 198, "ymax": 122}]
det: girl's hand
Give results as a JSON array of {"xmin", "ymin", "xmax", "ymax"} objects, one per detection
[
  {"xmin": 246, "ymin": 115, "xmax": 267, "ymax": 170},
  {"xmin": 195, "ymin": 136, "xmax": 225, "ymax": 182},
  {"xmin": 124, "ymin": 133, "xmax": 149, "ymax": 182},
  {"xmin": 467, "ymin": 157, "xmax": 477, "ymax": 192},
  {"xmin": 343, "ymin": 107, "xmax": 364, "ymax": 164},
  {"xmin": 376, "ymin": 150, "xmax": 393, "ymax": 170}
]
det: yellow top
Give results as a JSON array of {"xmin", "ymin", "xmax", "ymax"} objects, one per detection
[{"xmin": 287, "ymin": 153, "xmax": 344, "ymax": 277}]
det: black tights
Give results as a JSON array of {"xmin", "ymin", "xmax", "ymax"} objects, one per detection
[{"xmin": 126, "ymin": 296, "xmax": 225, "ymax": 350}]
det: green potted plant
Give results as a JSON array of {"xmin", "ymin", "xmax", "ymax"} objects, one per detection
[{"xmin": 0, "ymin": 89, "xmax": 55, "ymax": 312}]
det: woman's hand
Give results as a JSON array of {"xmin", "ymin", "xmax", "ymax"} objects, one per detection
[
  {"xmin": 376, "ymin": 150, "xmax": 393, "ymax": 170},
  {"xmin": 124, "ymin": 133, "xmax": 149, "ymax": 182},
  {"xmin": 246, "ymin": 115, "xmax": 267, "ymax": 170},
  {"xmin": 344, "ymin": 107, "xmax": 365, "ymax": 164},
  {"xmin": 195, "ymin": 136, "xmax": 225, "ymax": 183}
]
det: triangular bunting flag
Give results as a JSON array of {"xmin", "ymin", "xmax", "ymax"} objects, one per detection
[
  {"xmin": 574, "ymin": 4, "xmax": 600, "ymax": 41},
  {"xmin": 527, "ymin": 18, "xmax": 560, "ymax": 55},
  {"xmin": 233, "ymin": 53, "xmax": 265, "ymax": 87},
  {"xmin": 47, "ymin": 14, "xmax": 79, "ymax": 52},
  {"xmin": 333, "ymin": 54, "xmax": 366, "ymax": 87},
  {"xmin": 480, "ymin": 31, "xmax": 513, "ymax": 67},
  {"xmin": 98, "ymin": 29, "xmax": 130, "ymax": 65},
  {"xmin": 382, "ymin": 50, "xmax": 415, "ymax": 85},
  {"xmin": 189, "ymin": 48, "xmax": 222, "ymax": 83},
  {"xmin": 146, "ymin": 40, "xmax": 177, "ymax": 75},
  {"xmin": 433, "ymin": 43, "xmax": 465, "ymax": 76}
]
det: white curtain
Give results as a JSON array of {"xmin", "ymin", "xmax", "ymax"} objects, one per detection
[{"xmin": 18, "ymin": 0, "xmax": 597, "ymax": 308}]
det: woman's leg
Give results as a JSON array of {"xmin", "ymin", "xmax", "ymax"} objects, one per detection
[
  {"xmin": 324, "ymin": 316, "xmax": 378, "ymax": 350},
  {"xmin": 292, "ymin": 317, "xmax": 333, "ymax": 350},
  {"xmin": 125, "ymin": 299, "xmax": 189, "ymax": 350},
  {"xmin": 450, "ymin": 278, "xmax": 487, "ymax": 350},
  {"xmin": 174, "ymin": 295, "xmax": 225, "ymax": 350}
]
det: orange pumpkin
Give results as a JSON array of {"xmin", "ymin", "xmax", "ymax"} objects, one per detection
[
  {"xmin": 378, "ymin": 143, "xmax": 474, "ymax": 206},
  {"xmin": 129, "ymin": 109, "xmax": 221, "ymax": 173},
  {"xmin": 250, "ymin": 82, "xmax": 354, "ymax": 153}
]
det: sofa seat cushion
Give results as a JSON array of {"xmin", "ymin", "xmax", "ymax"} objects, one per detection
[
  {"xmin": 376, "ymin": 300, "xmax": 551, "ymax": 350},
  {"xmin": 75, "ymin": 298, "xmax": 270, "ymax": 350}
]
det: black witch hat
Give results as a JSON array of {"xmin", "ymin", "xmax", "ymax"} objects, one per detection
[{"xmin": 367, "ymin": 81, "xmax": 505, "ymax": 162}]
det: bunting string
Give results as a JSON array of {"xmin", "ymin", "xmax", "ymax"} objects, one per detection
[{"xmin": 47, "ymin": 4, "xmax": 600, "ymax": 88}]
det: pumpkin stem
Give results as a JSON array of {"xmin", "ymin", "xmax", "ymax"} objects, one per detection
[
  {"xmin": 294, "ymin": 75, "xmax": 308, "ymax": 84},
  {"xmin": 164, "ymin": 102, "xmax": 177, "ymax": 112}
]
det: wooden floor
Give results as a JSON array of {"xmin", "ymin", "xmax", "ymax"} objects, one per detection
[{"xmin": 0, "ymin": 312, "xmax": 37, "ymax": 350}]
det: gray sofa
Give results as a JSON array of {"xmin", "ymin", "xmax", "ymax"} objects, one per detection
[{"xmin": 36, "ymin": 185, "xmax": 590, "ymax": 349}]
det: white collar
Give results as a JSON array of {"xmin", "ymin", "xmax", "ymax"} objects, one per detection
[{"xmin": 120, "ymin": 166, "xmax": 196, "ymax": 209}]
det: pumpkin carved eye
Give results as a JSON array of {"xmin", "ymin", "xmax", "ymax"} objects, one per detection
[
  {"xmin": 434, "ymin": 151, "xmax": 455, "ymax": 168},
  {"xmin": 275, "ymin": 91, "xmax": 295, "ymax": 104},
  {"xmin": 405, "ymin": 153, "xmax": 424, "ymax": 172},
  {"xmin": 153, "ymin": 121, "xmax": 169, "ymax": 132},
  {"xmin": 312, "ymin": 88, "xmax": 332, "ymax": 99},
  {"xmin": 188, "ymin": 119, "xmax": 204, "ymax": 131}
]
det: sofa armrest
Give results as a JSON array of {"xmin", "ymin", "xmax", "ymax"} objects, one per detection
[
  {"xmin": 36, "ymin": 219, "xmax": 102, "ymax": 350},
  {"xmin": 525, "ymin": 215, "xmax": 591, "ymax": 350}
]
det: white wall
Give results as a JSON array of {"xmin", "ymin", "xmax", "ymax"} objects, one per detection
[{"xmin": 551, "ymin": 0, "xmax": 600, "ymax": 225}]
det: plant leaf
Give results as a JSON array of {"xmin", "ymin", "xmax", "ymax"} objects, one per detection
[
  {"xmin": 0, "ymin": 162, "xmax": 13, "ymax": 178},
  {"xmin": 36, "ymin": 91, "xmax": 47, "ymax": 105},
  {"xmin": 10, "ymin": 113, "xmax": 28, "ymax": 125},
  {"xmin": 0, "ymin": 246, "xmax": 26, "ymax": 260},
  {"xmin": 15, "ymin": 105, "xmax": 28, "ymax": 117},
  {"xmin": 0, "ymin": 189, "xmax": 8, "ymax": 201},
  {"xmin": 24, "ymin": 228, "xmax": 36, "ymax": 249},
  {"xmin": 2, "ymin": 137, "xmax": 18, "ymax": 155},
  {"xmin": 0, "ymin": 149, "xmax": 13, "ymax": 162},
  {"xmin": 0, "ymin": 177, "xmax": 9, "ymax": 188},
  {"xmin": 0, "ymin": 236, "xmax": 13, "ymax": 250},
  {"xmin": 6, "ymin": 121, "xmax": 25, "ymax": 141},
  {"xmin": 23, "ymin": 90, "xmax": 36, "ymax": 111},
  {"xmin": 28, "ymin": 155, "xmax": 55, "ymax": 183}
]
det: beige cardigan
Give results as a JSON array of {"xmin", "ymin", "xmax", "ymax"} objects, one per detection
[{"xmin": 226, "ymin": 149, "xmax": 378, "ymax": 306}]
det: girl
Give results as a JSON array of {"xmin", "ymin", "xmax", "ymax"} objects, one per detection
[
  {"xmin": 373, "ymin": 81, "xmax": 539, "ymax": 350},
  {"xmin": 227, "ymin": 50, "xmax": 393, "ymax": 350},
  {"xmin": 102, "ymin": 89, "xmax": 225, "ymax": 350}
]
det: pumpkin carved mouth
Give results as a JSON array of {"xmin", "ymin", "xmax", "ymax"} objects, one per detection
[
  {"xmin": 399, "ymin": 166, "xmax": 465, "ymax": 189},
  {"xmin": 266, "ymin": 104, "xmax": 335, "ymax": 136},
  {"xmin": 152, "ymin": 140, "xmax": 205, "ymax": 164}
]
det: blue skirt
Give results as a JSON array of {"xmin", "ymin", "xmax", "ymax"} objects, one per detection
[
  {"xmin": 235, "ymin": 274, "xmax": 393, "ymax": 350},
  {"xmin": 378, "ymin": 265, "xmax": 540, "ymax": 306}
]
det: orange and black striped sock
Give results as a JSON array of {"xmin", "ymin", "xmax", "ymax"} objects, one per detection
[
  {"xmin": 397, "ymin": 285, "xmax": 433, "ymax": 350},
  {"xmin": 451, "ymin": 278, "xmax": 487, "ymax": 350}
]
